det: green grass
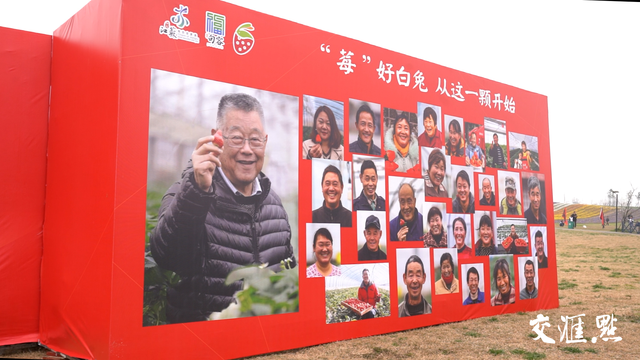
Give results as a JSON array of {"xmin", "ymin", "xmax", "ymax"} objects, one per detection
[
  {"xmin": 488, "ymin": 317, "xmax": 499, "ymax": 322},
  {"xmin": 510, "ymin": 349, "xmax": 546, "ymax": 360},
  {"xmin": 569, "ymin": 301, "xmax": 583, "ymax": 305},
  {"xmin": 608, "ymin": 272, "xmax": 623, "ymax": 278},
  {"xmin": 599, "ymin": 266, "xmax": 611, "ymax": 270},
  {"xmin": 464, "ymin": 331, "xmax": 481, "ymax": 337},
  {"xmin": 585, "ymin": 348, "xmax": 598, "ymax": 354},
  {"xmin": 560, "ymin": 346, "xmax": 582, "ymax": 354},
  {"xmin": 488, "ymin": 348, "xmax": 505, "ymax": 355},
  {"xmin": 592, "ymin": 282, "xmax": 613, "ymax": 291},
  {"xmin": 558, "ymin": 280, "xmax": 578, "ymax": 290}
]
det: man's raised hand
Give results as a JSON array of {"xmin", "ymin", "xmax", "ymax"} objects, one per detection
[{"xmin": 192, "ymin": 130, "xmax": 223, "ymax": 192}]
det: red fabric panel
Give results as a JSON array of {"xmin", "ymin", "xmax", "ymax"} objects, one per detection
[
  {"xmin": 39, "ymin": 0, "xmax": 122, "ymax": 358},
  {"xmin": 0, "ymin": 26, "xmax": 50, "ymax": 346}
]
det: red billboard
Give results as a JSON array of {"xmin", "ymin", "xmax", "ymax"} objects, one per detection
[{"xmin": 40, "ymin": 0, "xmax": 557, "ymax": 358}]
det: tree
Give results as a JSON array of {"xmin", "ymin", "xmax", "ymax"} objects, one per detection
[{"xmin": 619, "ymin": 185, "xmax": 639, "ymax": 230}]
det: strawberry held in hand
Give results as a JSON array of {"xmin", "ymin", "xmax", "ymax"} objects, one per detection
[
  {"xmin": 385, "ymin": 150, "xmax": 396, "ymax": 162},
  {"xmin": 315, "ymin": 134, "xmax": 322, "ymax": 143},
  {"xmin": 212, "ymin": 130, "xmax": 224, "ymax": 148},
  {"xmin": 400, "ymin": 219, "xmax": 406, "ymax": 227}
]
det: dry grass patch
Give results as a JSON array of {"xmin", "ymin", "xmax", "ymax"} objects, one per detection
[{"xmin": 8, "ymin": 229, "xmax": 639, "ymax": 360}]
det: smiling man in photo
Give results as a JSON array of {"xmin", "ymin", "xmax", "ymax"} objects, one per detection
[
  {"xmin": 151, "ymin": 93, "xmax": 297, "ymax": 324},
  {"xmin": 390, "ymin": 183, "xmax": 424, "ymax": 241},
  {"xmin": 500, "ymin": 176, "xmax": 522, "ymax": 215},
  {"xmin": 353, "ymin": 160, "xmax": 385, "ymax": 211},
  {"xmin": 349, "ymin": 104, "xmax": 381, "ymax": 155},
  {"xmin": 398, "ymin": 255, "xmax": 432, "ymax": 317},
  {"xmin": 525, "ymin": 175, "xmax": 546, "ymax": 224},
  {"xmin": 520, "ymin": 260, "xmax": 538, "ymax": 299},
  {"xmin": 358, "ymin": 215, "xmax": 387, "ymax": 261},
  {"xmin": 313, "ymin": 164, "xmax": 352, "ymax": 227}
]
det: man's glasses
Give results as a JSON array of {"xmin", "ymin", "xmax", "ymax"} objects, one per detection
[{"xmin": 223, "ymin": 135, "xmax": 267, "ymax": 149}]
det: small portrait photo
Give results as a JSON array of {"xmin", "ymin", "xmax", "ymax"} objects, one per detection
[
  {"xmin": 388, "ymin": 176, "xmax": 425, "ymax": 242},
  {"xmin": 489, "ymin": 254, "xmax": 515, "ymax": 306},
  {"xmin": 383, "ymin": 108, "xmax": 419, "ymax": 173},
  {"xmin": 461, "ymin": 263, "xmax": 485, "ymax": 305},
  {"xmin": 477, "ymin": 174, "xmax": 496, "ymax": 208},
  {"xmin": 496, "ymin": 218, "xmax": 529, "ymax": 255},
  {"xmin": 311, "ymin": 159, "xmax": 352, "ymax": 227},
  {"xmin": 434, "ymin": 248, "xmax": 459, "ymax": 295},
  {"xmin": 357, "ymin": 211, "xmax": 387, "ymax": 262},
  {"xmin": 302, "ymin": 95, "xmax": 344, "ymax": 160},
  {"xmin": 484, "ymin": 117, "xmax": 508, "ymax": 169},
  {"xmin": 352, "ymin": 155, "xmax": 386, "ymax": 212},
  {"xmin": 306, "ymin": 223, "xmax": 342, "ymax": 278},
  {"xmin": 396, "ymin": 248, "xmax": 432, "ymax": 317},
  {"xmin": 450, "ymin": 165, "xmax": 475, "ymax": 214},
  {"xmin": 444, "ymin": 115, "xmax": 465, "ymax": 157},
  {"xmin": 325, "ymin": 263, "xmax": 390, "ymax": 322},
  {"xmin": 448, "ymin": 214, "xmax": 472, "ymax": 260},
  {"xmin": 508, "ymin": 132, "xmax": 539, "ymax": 171},
  {"xmin": 423, "ymin": 202, "xmax": 448, "ymax": 248},
  {"xmin": 417, "ymin": 103, "xmax": 444, "ymax": 149},
  {"xmin": 474, "ymin": 210, "xmax": 497, "ymax": 256},
  {"xmin": 421, "ymin": 147, "xmax": 451, "ymax": 199},
  {"xmin": 518, "ymin": 256, "xmax": 538, "ymax": 300},
  {"xmin": 464, "ymin": 122, "xmax": 485, "ymax": 169},
  {"xmin": 497, "ymin": 170, "xmax": 522, "ymax": 216},
  {"xmin": 348, "ymin": 99, "xmax": 382, "ymax": 156},
  {"xmin": 522, "ymin": 172, "xmax": 547, "ymax": 225},
  {"xmin": 530, "ymin": 226, "xmax": 548, "ymax": 269}
]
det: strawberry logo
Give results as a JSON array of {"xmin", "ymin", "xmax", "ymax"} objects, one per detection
[{"xmin": 233, "ymin": 22, "xmax": 255, "ymax": 55}]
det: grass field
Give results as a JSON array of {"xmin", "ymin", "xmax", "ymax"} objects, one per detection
[
  {"xmin": 5, "ymin": 229, "xmax": 639, "ymax": 359},
  {"xmin": 247, "ymin": 229, "xmax": 640, "ymax": 360}
]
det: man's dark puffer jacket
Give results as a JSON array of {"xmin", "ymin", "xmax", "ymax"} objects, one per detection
[{"xmin": 150, "ymin": 164, "xmax": 296, "ymax": 324}]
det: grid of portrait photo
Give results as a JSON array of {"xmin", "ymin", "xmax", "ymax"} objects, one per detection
[{"xmin": 302, "ymin": 98, "xmax": 549, "ymax": 323}]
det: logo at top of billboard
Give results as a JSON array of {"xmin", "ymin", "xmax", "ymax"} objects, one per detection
[
  {"xmin": 159, "ymin": 4, "xmax": 200, "ymax": 44},
  {"xmin": 233, "ymin": 22, "xmax": 255, "ymax": 55},
  {"xmin": 205, "ymin": 11, "xmax": 225, "ymax": 49}
]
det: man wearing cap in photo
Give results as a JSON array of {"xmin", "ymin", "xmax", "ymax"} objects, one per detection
[
  {"xmin": 500, "ymin": 176, "xmax": 522, "ymax": 215},
  {"xmin": 358, "ymin": 214, "xmax": 387, "ymax": 261},
  {"xmin": 353, "ymin": 160, "xmax": 386, "ymax": 211}
]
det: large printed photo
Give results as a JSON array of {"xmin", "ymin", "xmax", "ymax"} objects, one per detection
[{"xmin": 143, "ymin": 69, "xmax": 299, "ymax": 325}]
